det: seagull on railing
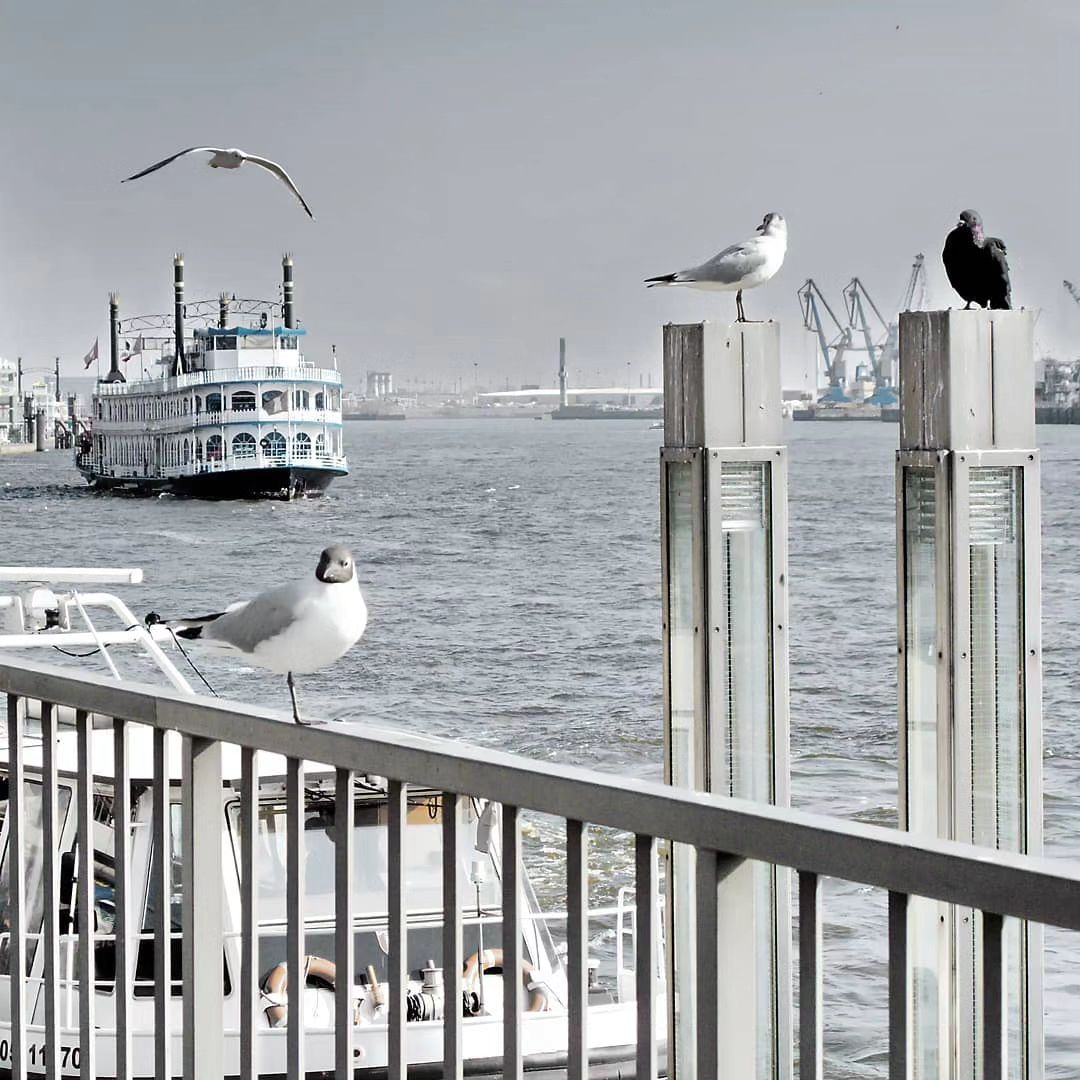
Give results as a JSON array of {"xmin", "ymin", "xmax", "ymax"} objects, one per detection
[
  {"xmin": 159, "ymin": 545, "xmax": 367, "ymax": 723},
  {"xmin": 645, "ymin": 212, "xmax": 788, "ymax": 322},
  {"xmin": 121, "ymin": 147, "xmax": 315, "ymax": 219}
]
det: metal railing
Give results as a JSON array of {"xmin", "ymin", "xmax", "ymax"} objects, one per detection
[
  {"xmin": 90, "ymin": 409, "xmax": 343, "ymax": 435},
  {"xmin": 94, "ymin": 366, "xmax": 343, "ymax": 397},
  {"xmin": 2, "ymin": 657, "xmax": 1080, "ymax": 1079}
]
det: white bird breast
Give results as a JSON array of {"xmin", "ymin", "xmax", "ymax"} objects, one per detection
[{"xmin": 252, "ymin": 582, "xmax": 368, "ymax": 676}]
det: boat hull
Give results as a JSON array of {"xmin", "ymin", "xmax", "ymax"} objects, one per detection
[{"xmin": 78, "ymin": 465, "xmax": 344, "ymax": 500}]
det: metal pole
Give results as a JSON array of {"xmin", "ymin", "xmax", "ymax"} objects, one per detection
[
  {"xmin": 106, "ymin": 293, "xmax": 125, "ymax": 384},
  {"xmin": 896, "ymin": 309, "xmax": 1043, "ymax": 1079},
  {"xmin": 54, "ymin": 357, "xmax": 60, "ymax": 401},
  {"xmin": 559, "ymin": 338, "xmax": 567, "ymax": 408},
  {"xmin": 282, "ymin": 253, "xmax": 295, "ymax": 329},
  {"xmin": 660, "ymin": 320, "xmax": 792, "ymax": 1079},
  {"xmin": 174, "ymin": 253, "xmax": 185, "ymax": 375}
]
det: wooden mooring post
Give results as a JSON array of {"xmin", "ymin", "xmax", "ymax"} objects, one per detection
[
  {"xmin": 896, "ymin": 309, "xmax": 1043, "ymax": 1079},
  {"xmin": 660, "ymin": 321, "xmax": 792, "ymax": 1080}
]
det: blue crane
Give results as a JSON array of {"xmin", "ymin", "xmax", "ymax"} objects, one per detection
[
  {"xmin": 843, "ymin": 277, "xmax": 890, "ymax": 382},
  {"xmin": 797, "ymin": 279, "xmax": 851, "ymax": 401}
]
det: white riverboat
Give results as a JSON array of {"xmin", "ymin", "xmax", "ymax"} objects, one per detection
[
  {"xmin": 0, "ymin": 568, "xmax": 657, "ymax": 1077},
  {"xmin": 76, "ymin": 255, "xmax": 347, "ymax": 499}
]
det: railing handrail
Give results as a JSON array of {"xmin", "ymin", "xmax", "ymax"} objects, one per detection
[{"xmin": 3, "ymin": 655, "xmax": 1080, "ymax": 932}]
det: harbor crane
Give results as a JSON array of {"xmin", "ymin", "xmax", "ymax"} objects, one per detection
[
  {"xmin": 797, "ymin": 279, "xmax": 851, "ymax": 400},
  {"xmin": 843, "ymin": 278, "xmax": 890, "ymax": 381}
]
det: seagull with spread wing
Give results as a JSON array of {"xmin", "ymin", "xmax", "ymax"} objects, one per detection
[{"xmin": 122, "ymin": 146, "xmax": 315, "ymax": 219}]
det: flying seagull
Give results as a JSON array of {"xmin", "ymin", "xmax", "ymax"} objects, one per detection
[
  {"xmin": 942, "ymin": 209, "xmax": 1011, "ymax": 310},
  {"xmin": 164, "ymin": 545, "xmax": 367, "ymax": 723},
  {"xmin": 645, "ymin": 213, "xmax": 788, "ymax": 322},
  {"xmin": 122, "ymin": 146, "xmax": 315, "ymax": 219}
]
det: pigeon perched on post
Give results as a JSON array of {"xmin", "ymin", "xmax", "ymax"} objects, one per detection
[
  {"xmin": 645, "ymin": 212, "xmax": 788, "ymax": 322},
  {"xmin": 942, "ymin": 210, "xmax": 1012, "ymax": 310}
]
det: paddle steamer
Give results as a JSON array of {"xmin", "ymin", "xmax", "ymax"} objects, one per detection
[{"xmin": 75, "ymin": 254, "xmax": 347, "ymax": 499}]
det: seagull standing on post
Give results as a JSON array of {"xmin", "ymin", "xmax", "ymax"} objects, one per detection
[
  {"xmin": 645, "ymin": 212, "xmax": 788, "ymax": 322},
  {"xmin": 122, "ymin": 146, "xmax": 315, "ymax": 219},
  {"xmin": 942, "ymin": 209, "xmax": 1011, "ymax": 310},
  {"xmin": 163, "ymin": 545, "xmax": 367, "ymax": 724}
]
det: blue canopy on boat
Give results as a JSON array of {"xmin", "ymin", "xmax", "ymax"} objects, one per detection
[{"xmin": 194, "ymin": 326, "xmax": 307, "ymax": 337}]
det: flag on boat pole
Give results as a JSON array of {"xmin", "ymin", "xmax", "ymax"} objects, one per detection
[
  {"xmin": 121, "ymin": 335, "xmax": 144, "ymax": 362},
  {"xmin": 82, "ymin": 338, "xmax": 99, "ymax": 370}
]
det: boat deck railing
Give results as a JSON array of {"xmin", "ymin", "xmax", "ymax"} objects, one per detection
[
  {"xmin": 2, "ymin": 658, "xmax": 1080, "ymax": 1079},
  {"xmin": 94, "ymin": 366, "xmax": 343, "ymax": 397}
]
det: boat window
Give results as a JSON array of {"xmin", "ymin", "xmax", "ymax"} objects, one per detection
[
  {"xmin": 232, "ymin": 433, "xmax": 257, "ymax": 459},
  {"xmin": 194, "ymin": 395, "xmax": 202, "ymax": 414},
  {"xmin": 0, "ymin": 781, "xmax": 74, "ymax": 975},
  {"xmin": 215, "ymin": 336, "xmax": 237, "ymax": 351},
  {"xmin": 134, "ymin": 803, "xmax": 231, "ymax": 998},
  {"xmin": 261, "ymin": 431, "xmax": 286, "ymax": 458},
  {"xmin": 262, "ymin": 390, "xmax": 285, "ymax": 415},
  {"xmin": 206, "ymin": 393, "xmax": 222, "ymax": 414},
  {"xmin": 195, "ymin": 437, "xmax": 204, "ymax": 463},
  {"xmin": 206, "ymin": 434, "xmax": 224, "ymax": 462},
  {"xmin": 231, "ymin": 391, "xmax": 256, "ymax": 412},
  {"xmin": 293, "ymin": 432, "xmax": 312, "ymax": 459},
  {"xmin": 314, "ymin": 391, "xmax": 325, "ymax": 410},
  {"xmin": 315, "ymin": 433, "xmax": 326, "ymax": 458},
  {"xmin": 226, "ymin": 795, "xmax": 501, "ymax": 926}
]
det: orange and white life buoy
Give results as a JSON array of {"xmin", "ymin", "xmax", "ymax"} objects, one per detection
[
  {"xmin": 462, "ymin": 949, "xmax": 549, "ymax": 1013},
  {"xmin": 260, "ymin": 955, "xmax": 338, "ymax": 1027}
]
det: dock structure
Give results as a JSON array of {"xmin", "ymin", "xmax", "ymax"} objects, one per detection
[
  {"xmin": 896, "ymin": 310, "xmax": 1043, "ymax": 1078},
  {"xmin": 660, "ymin": 321, "xmax": 791, "ymax": 1080}
]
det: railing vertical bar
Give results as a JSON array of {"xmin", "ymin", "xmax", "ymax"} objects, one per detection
[
  {"xmin": 442, "ymin": 792, "xmax": 463, "ymax": 1079},
  {"xmin": 888, "ymin": 891, "xmax": 910, "ymax": 1080},
  {"xmin": 9, "ymin": 694, "xmax": 26, "ymax": 1080},
  {"xmin": 152, "ymin": 727, "xmax": 171, "ymax": 1080},
  {"xmin": 635, "ymin": 835, "xmax": 658, "ymax": 1080},
  {"xmin": 388, "ymin": 779, "xmax": 407, "ymax": 1080},
  {"xmin": 240, "ymin": 747, "xmax": 258, "ymax": 1080},
  {"xmin": 982, "ymin": 912, "xmax": 1005, "ymax": 1080},
  {"xmin": 566, "ymin": 819, "xmax": 588, "ymax": 1080},
  {"xmin": 182, "ymin": 736, "xmax": 224, "ymax": 1079},
  {"xmin": 77, "ymin": 709, "xmax": 97, "ymax": 1080},
  {"xmin": 695, "ymin": 847, "xmax": 720, "ymax": 1080},
  {"xmin": 113, "ymin": 719, "xmax": 132, "ymax": 1080},
  {"xmin": 286, "ymin": 756, "xmax": 305, "ymax": 1080},
  {"xmin": 334, "ymin": 769, "xmax": 355, "ymax": 1080},
  {"xmin": 798, "ymin": 870, "xmax": 822, "ymax": 1080},
  {"xmin": 41, "ymin": 702, "xmax": 60, "ymax": 1080},
  {"xmin": 502, "ymin": 804, "xmax": 523, "ymax": 1080}
]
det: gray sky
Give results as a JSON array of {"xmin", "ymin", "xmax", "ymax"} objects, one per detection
[{"xmin": 3, "ymin": 0, "xmax": 1080, "ymax": 390}]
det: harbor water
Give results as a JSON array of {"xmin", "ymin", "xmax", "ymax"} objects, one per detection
[{"xmin": 3, "ymin": 419, "xmax": 1080, "ymax": 1077}]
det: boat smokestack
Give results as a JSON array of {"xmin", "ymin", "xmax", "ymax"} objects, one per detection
[
  {"xmin": 219, "ymin": 292, "xmax": 230, "ymax": 329},
  {"xmin": 173, "ymin": 253, "xmax": 185, "ymax": 375},
  {"xmin": 558, "ymin": 337, "xmax": 567, "ymax": 408},
  {"xmin": 104, "ymin": 293, "xmax": 125, "ymax": 383},
  {"xmin": 282, "ymin": 253, "xmax": 295, "ymax": 329}
]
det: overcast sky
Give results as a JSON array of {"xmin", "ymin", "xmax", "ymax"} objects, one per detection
[{"xmin": 3, "ymin": 0, "xmax": 1080, "ymax": 390}]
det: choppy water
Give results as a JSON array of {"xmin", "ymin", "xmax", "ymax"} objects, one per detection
[{"xmin": 3, "ymin": 419, "xmax": 1080, "ymax": 1074}]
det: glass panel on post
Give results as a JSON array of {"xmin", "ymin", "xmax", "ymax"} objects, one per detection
[{"xmin": 663, "ymin": 454, "xmax": 699, "ymax": 1079}]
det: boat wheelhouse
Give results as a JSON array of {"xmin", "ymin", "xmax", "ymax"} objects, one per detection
[{"xmin": 75, "ymin": 255, "xmax": 347, "ymax": 499}]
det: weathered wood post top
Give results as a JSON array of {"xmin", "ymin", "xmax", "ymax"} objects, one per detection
[
  {"xmin": 899, "ymin": 308, "xmax": 1035, "ymax": 451},
  {"xmin": 663, "ymin": 321, "xmax": 782, "ymax": 447}
]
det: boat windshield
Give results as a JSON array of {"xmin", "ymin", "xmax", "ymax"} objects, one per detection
[{"xmin": 225, "ymin": 794, "xmax": 502, "ymax": 923}]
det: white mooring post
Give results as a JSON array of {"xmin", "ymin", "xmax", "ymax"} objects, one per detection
[
  {"xmin": 896, "ymin": 309, "xmax": 1043, "ymax": 1079},
  {"xmin": 660, "ymin": 321, "xmax": 792, "ymax": 1080}
]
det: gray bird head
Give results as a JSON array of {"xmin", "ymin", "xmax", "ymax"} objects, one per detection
[
  {"xmin": 316, "ymin": 544, "xmax": 356, "ymax": 584},
  {"xmin": 756, "ymin": 212, "xmax": 786, "ymax": 235},
  {"xmin": 958, "ymin": 209, "xmax": 984, "ymax": 241}
]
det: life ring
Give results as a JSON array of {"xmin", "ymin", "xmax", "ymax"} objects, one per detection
[
  {"xmin": 260, "ymin": 955, "xmax": 337, "ymax": 1027},
  {"xmin": 462, "ymin": 949, "xmax": 549, "ymax": 1013}
]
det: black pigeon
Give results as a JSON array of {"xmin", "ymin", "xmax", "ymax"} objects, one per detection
[{"xmin": 942, "ymin": 209, "xmax": 1012, "ymax": 310}]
